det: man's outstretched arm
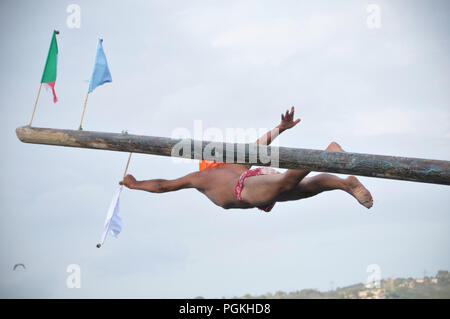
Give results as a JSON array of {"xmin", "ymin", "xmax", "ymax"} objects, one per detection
[
  {"xmin": 120, "ymin": 172, "xmax": 199, "ymax": 193},
  {"xmin": 256, "ymin": 106, "xmax": 301, "ymax": 145}
]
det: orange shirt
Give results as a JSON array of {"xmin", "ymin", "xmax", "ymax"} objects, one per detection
[{"xmin": 199, "ymin": 160, "xmax": 227, "ymax": 171}]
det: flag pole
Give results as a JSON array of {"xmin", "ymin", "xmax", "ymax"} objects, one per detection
[
  {"xmin": 29, "ymin": 83, "xmax": 43, "ymax": 126},
  {"xmin": 123, "ymin": 153, "xmax": 132, "ymax": 177},
  {"xmin": 78, "ymin": 93, "xmax": 89, "ymax": 130}
]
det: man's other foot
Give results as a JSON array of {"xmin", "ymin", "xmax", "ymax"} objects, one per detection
[
  {"xmin": 346, "ymin": 176, "xmax": 373, "ymax": 209},
  {"xmin": 326, "ymin": 141, "xmax": 345, "ymax": 153}
]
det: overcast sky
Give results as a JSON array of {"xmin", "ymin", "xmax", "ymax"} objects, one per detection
[{"xmin": 0, "ymin": 0, "xmax": 449, "ymax": 298}]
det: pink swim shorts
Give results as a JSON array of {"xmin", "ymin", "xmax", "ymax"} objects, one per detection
[{"xmin": 234, "ymin": 167, "xmax": 280, "ymax": 212}]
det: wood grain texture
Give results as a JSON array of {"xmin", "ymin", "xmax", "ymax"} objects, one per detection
[{"xmin": 16, "ymin": 126, "xmax": 450, "ymax": 185}]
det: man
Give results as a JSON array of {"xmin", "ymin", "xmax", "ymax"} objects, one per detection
[{"xmin": 120, "ymin": 107, "xmax": 373, "ymax": 212}]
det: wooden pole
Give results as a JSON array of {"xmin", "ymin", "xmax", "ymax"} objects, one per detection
[
  {"xmin": 15, "ymin": 126, "xmax": 450, "ymax": 186},
  {"xmin": 29, "ymin": 83, "xmax": 43, "ymax": 126},
  {"xmin": 78, "ymin": 93, "xmax": 89, "ymax": 130}
]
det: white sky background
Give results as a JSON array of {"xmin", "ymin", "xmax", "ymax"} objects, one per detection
[{"xmin": 0, "ymin": 0, "xmax": 449, "ymax": 298}]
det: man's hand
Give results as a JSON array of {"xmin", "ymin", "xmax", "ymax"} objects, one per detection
[
  {"xmin": 278, "ymin": 106, "xmax": 301, "ymax": 131},
  {"xmin": 120, "ymin": 174, "xmax": 137, "ymax": 189}
]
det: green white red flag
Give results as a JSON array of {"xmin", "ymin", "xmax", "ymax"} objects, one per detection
[{"xmin": 41, "ymin": 30, "xmax": 59, "ymax": 103}]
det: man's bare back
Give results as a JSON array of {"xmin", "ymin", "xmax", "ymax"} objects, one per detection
[{"xmin": 120, "ymin": 107, "xmax": 373, "ymax": 211}]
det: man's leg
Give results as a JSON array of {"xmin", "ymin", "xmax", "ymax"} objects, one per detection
[
  {"xmin": 239, "ymin": 142, "xmax": 346, "ymax": 206},
  {"xmin": 276, "ymin": 173, "xmax": 373, "ymax": 208},
  {"xmin": 240, "ymin": 141, "xmax": 372, "ymax": 208},
  {"xmin": 277, "ymin": 142, "xmax": 373, "ymax": 208},
  {"xmin": 240, "ymin": 168, "xmax": 311, "ymax": 206},
  {"xmin": 240, "ymin": 141, "xmax": 345, "ymax": 206}
]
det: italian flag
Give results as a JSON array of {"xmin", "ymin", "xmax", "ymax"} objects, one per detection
[{"xmin": 41, "ymin": 30, "xmax": 59, "ymax": 103}]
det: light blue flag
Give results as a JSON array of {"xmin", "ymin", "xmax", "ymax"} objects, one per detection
[{"xmin": 88, "ymin": 38, "xmax": 112, "ymax": 93}]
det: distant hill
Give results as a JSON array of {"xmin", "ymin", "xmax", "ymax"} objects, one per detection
[{"xmin": 234, "ymin": 270, "xmax": 450, "ymax": 299}]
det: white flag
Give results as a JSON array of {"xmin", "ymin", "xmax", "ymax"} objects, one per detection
[{"xmin": 97, "ymin": 185, "xmax": 123, "ymax": 248}]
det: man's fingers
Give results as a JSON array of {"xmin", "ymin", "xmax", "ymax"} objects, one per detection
[
  {"xmin": 286, "ymin": 111, "xmax": 290, "ymax": 120},
  {"xmin": 284, "ymin": 107, "xmax": 291, "ymax": 120},
  {"xmin": 282, "ymin": 107, "xmax": 298, "ymax": 124}
]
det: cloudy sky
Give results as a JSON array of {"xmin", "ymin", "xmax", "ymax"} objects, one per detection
[{"xmin": 0, "ymin": 0, "xmax": 449, "ymax": 298}]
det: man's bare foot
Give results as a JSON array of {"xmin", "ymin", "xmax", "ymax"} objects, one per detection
[
  {"xmin": 326, "ymin": 141, "xmax": 345, "ymax": 153},
  {"xmin": 346, "ymin": 176, "xmax": 373, "ymax": 209}
]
